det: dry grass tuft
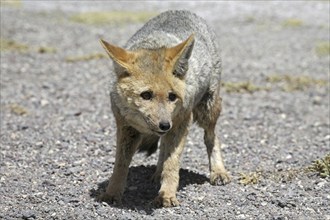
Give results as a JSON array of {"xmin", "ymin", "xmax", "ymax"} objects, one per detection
[
  {"xmin": 239, "ymin": 171, "xmax": 262, "ymax": 185},
  {"xmin": 307, "ymin": 154, "xmax": 330, "ymax": 178},
  {"xmin": 222, "ymin": 81, "xmax": 267, "ymax": 93},
  {"xmin": 315, "ymin": 42, "xmax": 330, "ymax": 56},
  {"xmin": 70, "ymin": 11, "xmax": 157, "ymax": 25},
  {"xmin": 65, "ymin": 53, "xmax": 107, "ymax": 62},
  {"xmin": 282, "ymin": 18, "xmax": 304, "ymax": 27},
  {"xmin": 266, "ymin": 74, "xmax": 328, "ymax": 91},
  {"xmin": 0, "ymin": 38, "xmax": 28, "ymax": 52},
  {"xmin": 9, "ymin": 104, "xmax": 28, "ymax": 116}
]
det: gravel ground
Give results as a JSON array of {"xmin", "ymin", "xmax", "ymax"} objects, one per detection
[{"xmin": 1, "ymin": 1, "xmax": 329, "ymax": 219}]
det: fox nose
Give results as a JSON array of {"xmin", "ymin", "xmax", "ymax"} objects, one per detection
[{"xmin": 159, "ymin": 121, "xmax": 171, "ymax": 131}]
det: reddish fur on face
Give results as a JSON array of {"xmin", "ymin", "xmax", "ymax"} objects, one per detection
[{"xmin": 105, "ymin": 48, "xmax": 185, "ymax": 134}]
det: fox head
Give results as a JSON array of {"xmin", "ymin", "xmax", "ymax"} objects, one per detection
[{"xmin": 101, "ymin": 35, "xmax": 194, "ymax": 136}]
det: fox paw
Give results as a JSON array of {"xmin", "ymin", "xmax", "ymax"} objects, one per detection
[
  {"xmin": 97, "ymin": 191, "xmax": 123, "ymax": 206},
  {"xmin": 154, "ymin": 193, "xmax": 179, "ymax": 207},
  {"xmin": 210, "ymin": 171, "xmax": 231, "ymax": 185}
]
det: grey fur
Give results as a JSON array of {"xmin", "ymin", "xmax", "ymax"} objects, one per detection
[{"xmin": 125, "ymin": 10, "xmax": 222, "ymax": 110}]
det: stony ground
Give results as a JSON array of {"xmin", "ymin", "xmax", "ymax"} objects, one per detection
[{"xmin": 1, "ymin": 1, "xmax": 329, "ymax": 219}]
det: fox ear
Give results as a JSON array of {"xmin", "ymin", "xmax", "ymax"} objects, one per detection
[
  {"xmin": 100, "ymin": 39, "xmax": 135, "ymax": 71},
  {"xmin": 166, "ymin": 34, "xmax": 195, "ymax": 78}
]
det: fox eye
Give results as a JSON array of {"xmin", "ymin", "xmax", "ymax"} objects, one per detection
[
  {"xmin": 140, "ymin": 91, "xmax": 153, "ymax": 100},
  {"xmin": 168, "ymin": 92, "xmax": 177, "ymax": 102}
]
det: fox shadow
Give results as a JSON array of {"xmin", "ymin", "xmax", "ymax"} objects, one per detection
[{"xmin": 90, "ymin": 165, "xmax": 208, "ymax": 214}]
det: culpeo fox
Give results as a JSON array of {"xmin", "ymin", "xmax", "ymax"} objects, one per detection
[{"xmin": 99, "ymin": 10, "xmax": 230, "ymax": 207}]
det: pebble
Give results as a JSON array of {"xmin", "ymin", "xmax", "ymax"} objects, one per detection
[
  {"xmin": 35, "ymin": 142, "xmax": 43, "ymax": 147},
  {"xmin": 21, "ymin": 210, "xmax": 36, "ymax": 219},
  {"xmin": 261, "ymin": 202, "xmax": 267, "ymax": 206},
  {"xmin": 323, "ymin": 135, "xmax": 330, "ymax": 141},
  {"xmin": 312, "ymin": 96, "xmax": 322, "ymax": 105},
  {"xmin": 40, "ymin": 99, "xmax": 49, "ymax": 107}
]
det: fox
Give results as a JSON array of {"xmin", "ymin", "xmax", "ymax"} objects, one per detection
[{"xmin": 99, "ymin": 10, "xmax": 230, "ymax": 207}]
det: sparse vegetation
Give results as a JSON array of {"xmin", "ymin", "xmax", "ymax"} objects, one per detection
[
  {"xmin": 0, "ymin": 38, "xmax": 57, "ymax": 54},
  {"xmin": 282, "ymin": 18, "xmax": 304, "ymax": 27},
  {"xmin": 307, "ymin": 154, "xmax": 330, "ymax": 178},
  {"xmin": 237, "ymin": 164, "xmax": 329, "ymax": 185},
  {"xmin": 70, "ymin": 11, "xmax": 157, "ymax": 25},
  {"xmin": 315, "ymin": 41, "xmax": 330, "ymax": 56},
  {"xmin": 0, "ymin": 38, "xmax": 28, "ymax": 52},
  {"xmin": 268, "ymin": 168, "xmax": 302, "ymax": 183},
  {"xmin": 65, "ymin": 52, "xmax": 107, "ymax": 62},
  {"xmin": 9, "ymin": 103, "xmax": 28, "ymax": 116},
  {"xmin": 38, "ymin": 46, "xmax": 57, "ymax": 54},
  {"xmin": 266, "ymin": 74, "xmax": 328, "ymax": 91},
  {"xmin": 222, "ymin": 81, "xmax": 267, "ymax": 93},
  {"xmin": 245, "ymin": 16, "xmax": 256, "ymax": 23},
  {"xmin": 239, "ymin": 171, "xmax": 261, "ymax": 185},
  {"xmin": 223, "ymin": 74, "xmax": 327, "ymax": 94}
]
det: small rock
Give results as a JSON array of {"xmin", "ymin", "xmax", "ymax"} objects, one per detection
[
  {"xmin": 277, "ymin": 201, "xmax": 287, "ymax": 208},
  {"xmin": 286, "ymin": 154, "xmax": 292, "ymax": 159},
  {"xmin": 40, "ymin": 99, "xmax": 49, "ymax": 107},
  {"xmin": 74, "ymin": 111, "xmax": 82, "ymax": 116},
  {"xmin": 35, "ymin": 142, "xmax": 43, "ymax": 147},
  {"xmin": 316, "ymin": 181, "xmax": 326, "ymax": 188},
  {"xmin": 246, "ymin": 193, "xmax": 256, "ymax": 201},
  {"xmin": 323, "ymin": 135, "xmax": 330, "ymax": 141},
  {"xmin": 260, "ymin": 139, "xmax": 267, "ymax": 144},
  {"xmin": 42, "ymin": 180, "xmax": 56, "ymax": 187},
  {"xmin": 261, "ymin": 201, "xmax": 267, "ymax": 206},
  {"xmin": 10, "ymin": 133, "xmax": 18, "ymax": 140},
  {"xmin": 197, "ymin": 196, "xmax": 204, "ymax": 201},
  {"xmin": 21, "ymin": 210, "xmax": 36, "ymax": 219},
  {"xmin": 280, "ymin": 114, "xmax": 286, "ymax": 119},
  {"xmin": 20, "ymin": 125, "xmax": 29, "ymax": 130},
  {"xmin": 221, "ymin": 143, "xmax": 228, "ymax": 149},
  {"xmin": 237, "ymin": 214, "xmax": 246, "ymax": 219},
  {"xmin": 312, "ymin": 96, "xmax": 322, "ymax": 105}
]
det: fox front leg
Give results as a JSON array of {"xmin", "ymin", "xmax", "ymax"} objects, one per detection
[
  {"xmin": 99, "ymin": 125, "xmax": 141, "ymax": 205},
  {"xmin": 154, "ymin": 114, "xmax": 192, "ymax": 207}
]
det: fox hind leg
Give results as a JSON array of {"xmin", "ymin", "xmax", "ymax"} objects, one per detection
[{"xmin": 193, "ymin": 86, "xmax": 231, "ymax": 185}]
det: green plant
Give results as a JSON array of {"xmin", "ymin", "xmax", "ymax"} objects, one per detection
[{"xmin": 307, "ymin": 154, "xmax": 330, "ymax": 178}]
